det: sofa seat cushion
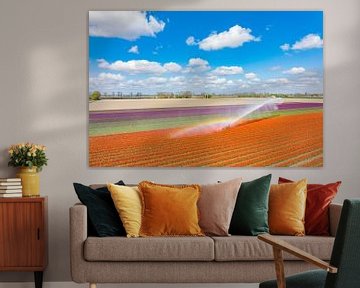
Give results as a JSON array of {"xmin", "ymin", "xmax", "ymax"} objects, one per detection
[
  {"xmin": 212, "ymin": 236, "xmax": 334, "ymax": 261},
  {"xmin": 84, "ymin": 236, "xmax": 214, "ymax": 261}
]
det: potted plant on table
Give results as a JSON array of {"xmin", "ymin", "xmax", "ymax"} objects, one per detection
[{"xmin": 8, "ymin": 143, "xmax": 48, "ymax": 197}]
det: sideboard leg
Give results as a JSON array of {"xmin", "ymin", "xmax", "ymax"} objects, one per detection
[
  {"xmin": 34, "ymin": 271, "xmax": 43, "ymax": 288},
  {"xmin": 90, "ymin": 283, "xmax": 97, "ymax": 288}
]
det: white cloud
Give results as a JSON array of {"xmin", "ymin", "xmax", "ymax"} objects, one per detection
[
  {"xmin": 188, "ymin": 58, "xmax": 209, "ymax": 67},
  {"xmin": 185, "ymin": 58, "xmax": 210, "ymax": 73},
  {"xmin": 144, "ymin": 77, "xmax": 167, "ymax": 85},
  {"xmin": 98, "ymin": 59, "xmax": 182, "ymax": 74},
  {"xmin": 245, "ymin": 72, "xmax": 257, "ymax": 79},
  {"xmin": 280, "ymin": 43, "xmax": 290, "ymax": 51},
  {"xmin": 169, "ymin": 76, "xmax": 185, "ymax": 81},
  {"xmin": 164, "ymin": 62, "xmax": 182, "ymax": 72},
  {"xmin": 89, "ymin": 73, "xmax": 126, "ymax": 92},
  {"xmin": 125, "ymin": 77, "xmax": 168, "ymax": 88},
  {"xmin": 123, "ymin": 76, "xmax": 187, "ymax": 90},
  {"xmin": 98, "ymin": 59, "xmax": 166, "ymax": 74},
  {"xmin": 283, "ymin": 67, "xmax": 306, "ymax": 75},
  {"xmin": 206, "ymin": 76, "xmax": 227, "ymax": 85},
  {"xmin": 212, "ymin": 66, "xmax": 244, "ymax": 75},
  {"xmin": 128, "ymin": 45, "xmax": 139, "ymax": 54},
  {"xmin": 98, "ymin": 72, "xmax": 124, "ymax": 80},
  {"xmin": 169, "ymin": 76, "xmax": 186, "ymax": 83},
  {"xmin": 297, "ymin": 76, "xmax": 321, "ymax": 85},
  {"xmin": 292, "ymin": 34, "xmax": 323, "ymax": 50},
  {"xmin": 97, "ymin": 59, "xmax": 109, "ymax": 68},
  {"xmin": 91, "ymin": 71, "xmax": 322, "ymax": 94},
  {"xmin": 89, "ymin": 11, "xmax": 165, "ymax": 40},
  {"xmin": 244, "ymin": 73, "xmax": 260, "ymax": 82},
  {"xmin": 280, "ymin": 34, "xmax": 323, "ymax": 51},
  {"xmin": 186, "ymin": 36, "xmax": 196, "ymax": 46},
  {"xmin": 266, "ymin": 78, "xmax": 289, "ymax": 84},
  {"xmin": 197, "ymin": 25, "xmax": 259, "ymax": 51}
]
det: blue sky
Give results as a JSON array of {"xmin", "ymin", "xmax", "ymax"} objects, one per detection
[{"xmin": 89, "ymin": 11, "xmax": 323, "ymax": 95}]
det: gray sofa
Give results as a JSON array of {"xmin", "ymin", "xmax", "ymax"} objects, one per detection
[{"xmin": 70, "ymin": 202, "xmax": 342, "ymax": 287}]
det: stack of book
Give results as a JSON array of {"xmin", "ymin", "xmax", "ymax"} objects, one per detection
[{"xmin": 0, "ymin": 178, "xmax": 22, "ymax": 197}]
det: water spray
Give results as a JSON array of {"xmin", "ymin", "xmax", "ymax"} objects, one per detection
[{"xmin": 171, "ymin": 97, "xmax": 283, "ymax": 138}]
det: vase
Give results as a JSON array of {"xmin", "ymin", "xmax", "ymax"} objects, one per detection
[{"xmin": 16, "ymin": 167, "xmax": 40, "ymax": 197}]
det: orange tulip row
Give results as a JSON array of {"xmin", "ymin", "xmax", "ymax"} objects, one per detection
[{"xmin": 89, "ymin": 112, "xmax": 323, "ymax": 167}]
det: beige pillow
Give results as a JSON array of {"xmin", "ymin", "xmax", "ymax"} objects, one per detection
[{"xmin": 198, "ymin": 178, "xmax": 242, "ymax": 236}]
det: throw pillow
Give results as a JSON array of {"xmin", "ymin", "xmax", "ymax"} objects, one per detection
[
  {"xmin": 279, "ymin": 177, "xmax": 341, "ymax": 236},
  {"xmin": 73, "ymin": 181, "xmax": 126, "ymax": 237},
  {"xmin": 107, "ymin": 183, "xmax": 142, "ymax": 238},
  {"xmin": 198, "ymin": 178, "xmax": 242, "ymax": 236},
  {"xmin": 139, "ymin": 181, "xmax": 203, "ymax": 237},
  {"xmin": 229, "ymin": 174, "xmax": 272, "ymax": 236},
  {"xmin": 269, "ymin": 179, "xmax": 307, "ymax": 236}
]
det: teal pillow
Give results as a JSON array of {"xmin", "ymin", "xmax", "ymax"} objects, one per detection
[{"xmin": 229, "ymin": 174, "xmax": 272, "ymax": 236}]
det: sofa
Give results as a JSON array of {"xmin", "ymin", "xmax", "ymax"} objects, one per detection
[{"xmin": 70, "ymin": 200, "xmax": 342, "ymax": 287}]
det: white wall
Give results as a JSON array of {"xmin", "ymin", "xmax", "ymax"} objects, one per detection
[{"xmin": 0, "ymin": 0, "xmax": 359, "ymax": 283}]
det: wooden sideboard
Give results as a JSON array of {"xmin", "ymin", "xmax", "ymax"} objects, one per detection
[{"xmin": 0, "ymin": 197, "xmax": 47, "ymax": 288}]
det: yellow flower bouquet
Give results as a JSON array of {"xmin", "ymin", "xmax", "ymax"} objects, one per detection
[{"xmin": 8, "ymin": 143, "xmax": 48, "ymax": 172}]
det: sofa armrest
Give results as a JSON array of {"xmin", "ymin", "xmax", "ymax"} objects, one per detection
[
  {"xmin": 69, "ymin": 203, "xmax": 88, "ymax": 283},
  {"xmin": 329, "ymin": 203, "xmax": 342, "ymax": 237},
  {"xmin": 258, "ymin": 234, "xmax": 338, "ymax": 273},
  {"xmin": 258, "ymin": 233, "xmax": 337, "ymax": 288}
]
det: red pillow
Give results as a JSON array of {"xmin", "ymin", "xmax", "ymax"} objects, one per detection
[{"xmin": 278, "ymin": 177, "xmax": 341, "ymax": 236}]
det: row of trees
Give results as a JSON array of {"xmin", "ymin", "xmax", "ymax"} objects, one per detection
[
  {"xmin": 89, "ymin": 91, "xmax": 213, "ymax": 100},
  {"xmin": 89, "ymin": 90, "xmax": 323, "ymax": 101},
  {"xmin": 156, "ymin": 91, "xmax": 213, "ymax": 99}
]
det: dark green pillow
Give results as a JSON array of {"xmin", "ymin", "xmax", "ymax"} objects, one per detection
[
  {"xmin": 229, "ymin": 174, "xmax": 272, "ymax": 236},
  {"xmin": 73, "ymin": 181, "xmax": 126, "ymax": 237}
]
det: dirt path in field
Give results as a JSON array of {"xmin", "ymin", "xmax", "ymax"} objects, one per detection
[{"xmin": 89, "ymin": 97, "xmax": 323, "ymax": 112}]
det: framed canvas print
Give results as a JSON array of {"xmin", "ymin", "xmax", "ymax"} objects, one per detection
[{"xmin": 88, "ymin": 11, "xmax": 323, "ymax": 167}]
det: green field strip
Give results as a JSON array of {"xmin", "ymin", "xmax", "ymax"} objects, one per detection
[
  {"xmin": 89, "ymin": 114, "xmax": 223, "ymax": 136},
  {"xmin": 246, "ymin": 107, "xmax": 322, "ymax": 119}
]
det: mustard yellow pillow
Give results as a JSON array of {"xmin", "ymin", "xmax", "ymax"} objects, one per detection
[
  {"xmin": 139, "ymin": 181, "xmax": 204, "ymax": 237},
  {"xmin": 269, "ymin": 179, "xmax": 307, "ymax": 236},
  {"xmin": 107, "ymin": 183, "xmax": 142, "ymax": 238}
]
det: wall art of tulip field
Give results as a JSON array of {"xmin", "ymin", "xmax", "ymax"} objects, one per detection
[{"xmin": 88, "ymin": 11, "xmax": 323, "ymax": 167}]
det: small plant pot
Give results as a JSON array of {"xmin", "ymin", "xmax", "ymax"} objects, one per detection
[{"xmin": 17, "ymin": 167, "xmax": 40, "ymax": 197}]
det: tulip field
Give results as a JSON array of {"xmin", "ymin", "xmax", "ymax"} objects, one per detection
[{"xmin": 89, "ymin": 99, "xmax": 323, "ymax": 167}]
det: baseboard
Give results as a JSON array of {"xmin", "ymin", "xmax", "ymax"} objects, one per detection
[{"xmin": 0, "ymin": 282, "xmax": 259, "ymax": 288}]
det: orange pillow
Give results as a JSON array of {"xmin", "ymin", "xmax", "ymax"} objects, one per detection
[
  {"xmin": 138, "ymin": 181, "xmax": 204, "ymax": 237},
  {"xmin": 269, "ymin": 179, "xmax": 307, "ymax": 236}
]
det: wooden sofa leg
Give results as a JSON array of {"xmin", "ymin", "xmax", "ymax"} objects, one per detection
[{"xmin": 89, "ymin": 283, "xmax": 97, "ymax": 288}]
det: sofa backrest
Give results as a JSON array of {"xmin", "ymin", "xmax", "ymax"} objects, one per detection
[{"xmin": 88, "ymin": 183, "xmax": 343, "ymax": 238}]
